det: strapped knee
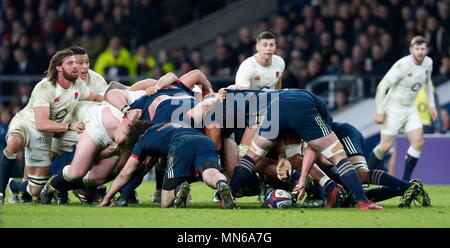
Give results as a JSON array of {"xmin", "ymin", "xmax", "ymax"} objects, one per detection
[
  {"xmin": 27, "ymin": 175, "xmax": 49, "ymax": 196},
  {"xmin": 3, "ymin": 148, "xmax": 17, "ymax": 159},
  {"xmin": 250, "ymin": 140, "xmax": 268, "ymax": 157},
  {"xmin": 321, "ymin": 140, "xmax": 345, "ymax": 159}
]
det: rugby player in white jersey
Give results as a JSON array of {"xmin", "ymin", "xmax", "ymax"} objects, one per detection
[
  {"xmin": 234, "ymin": 31, "xmax": 285, "ymax": 90},
  {"xmin": 219, "ymin": 31, "xmax": 287, "ymax": 202},
  {"xmin": 0, "ymin": 49, "xmax": 103, "ymax": 204},
  {"xmin": 368, "ymin": 36, "xmax": 438, "ymax": 181}
]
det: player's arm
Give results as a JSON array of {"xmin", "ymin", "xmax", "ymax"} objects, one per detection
[
  {"xmin": 424, "ymin": 64, "xmax": 438, "ymax": 122},
  {"xmin": 234, "ymin": 60, "xmax": 253, "ymax": 90},
  {"xmin": 179, "ymin": 69, "xmax": 214, "ymax": 95},
  {"xmin": 293, "ymin": 145, "xmax": 317, "ymax": 201},
  {"xmin": 98, "ymin": 142, "xmax": 119, "ymax": 159},
  {"xmin": 86, "ymin": 90, "xmax": 104, "ymax": 102},
  {"xmin": 98, "ymin": 155, "xmax": 143, "ymax": 206},
  {"xmin": 374, "ymin": 61, "xmax": 403, "ymax": 123},
  {"xmin": 186, "ymin": 90, "xmax": 225, "ymax": 126},
  {"xmin": 274, "ymin": 78, "xmax": 282, "ymax": 89},
  {"xmin": 128, "ymin": 78, "xmax": 158, "ymax": 91},
  {"xmin": 146, "ymin": 72, "xmax": 179, "ymax": 96},
  {"xmin": 34, "ymin": 107, "xmax": 85, "ymax": 133}
]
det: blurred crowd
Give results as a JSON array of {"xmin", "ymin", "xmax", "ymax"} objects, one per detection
[{"xmin": 1, "ymin": 0, "xmax": 450, "ymax": 133}]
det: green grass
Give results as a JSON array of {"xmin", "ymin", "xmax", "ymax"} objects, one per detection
[{"xmin": 1, "ymin": 181, "xmax": 450, "ymax": 228}]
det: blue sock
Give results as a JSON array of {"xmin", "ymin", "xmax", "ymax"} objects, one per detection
[
  {"xmin": 365, "ymin": 186, "xmax": 402, "ymax": 202},
  {"xmin": 336, "ymin": 158, "xmax": 368, "ymax": 202},
  {"xmin": 402, "ymin": 154, "xmax": 419, "ymax": 181},
  {"xmin": 323, "ymin": 179, "xmax": 337, "ymax": 196},
  {"xmin": 230, "ymin": 155, "xmax": 255, "ymax": 197},
  {"xmin": 216, "ymin": 179, "xmax": 228, "ymax": 189},
  {"xmin": 323, "ymin": 165, "xmax": 347, "ymax": 190},
  {"xmin": 369, "ymin": 170, "xmax": 411, "ymax": 194},
  {"xmin": 0, "ymin": 152, "xmax": 16, "ymax": 195},
  {"xmin": 119, "ymin": 168, "xmax": 144, "ymax": 200},
  {"xmin": 50, "ymin": 150, "xmax": 75, "ymax": 176},
  {"xmin": 9, "ymin": 179, "xmax": 26, "ymax": 192}
]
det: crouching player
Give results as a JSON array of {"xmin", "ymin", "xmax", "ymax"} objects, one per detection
[
  {"xmin": 38, "ymin": 102, "xmax": 142, "ymax": 204},
  {"xmin": 99, "ymin": 121, "xmax": 236, "ymax": 209}
]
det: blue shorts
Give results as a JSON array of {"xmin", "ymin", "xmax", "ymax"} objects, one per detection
[
  {"xmin": 331, "ymin": 122, "xmax": 366, "ymax": 157},
  {"xmin": 258, "ymin": 90, "xmax": 333, "ymax": 142},
  {"xmin": 163, "ymin": 134, "xmax": 220, "ymax": 190}
]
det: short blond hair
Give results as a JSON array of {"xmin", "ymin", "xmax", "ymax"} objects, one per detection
[{"xmin": 410, "ymin": 35, "xmax": 428, "ymax": 47}]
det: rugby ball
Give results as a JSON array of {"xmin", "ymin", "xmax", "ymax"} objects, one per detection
[{"xmin": 266, "ymin": 189, "xmax": 292, "ymax": 208}]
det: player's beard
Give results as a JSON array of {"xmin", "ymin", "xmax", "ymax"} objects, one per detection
[
  {"xmin": 63, "ymin": 68, "xmax": 79, "ymax": 82},
  {"xmin": 412, "ymin": 53, "xmax": 425, "ymax": 64}
]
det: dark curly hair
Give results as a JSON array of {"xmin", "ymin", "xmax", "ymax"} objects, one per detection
[{"xmin": 124, "ymin": 120, "xmax": 153, "ymax": 147}]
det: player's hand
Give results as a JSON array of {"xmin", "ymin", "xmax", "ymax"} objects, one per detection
[
  {"xmin": 293, "ymin": 178, "xmax": 307, "ymax": 202},
  {"xmin": 70, "ymin": 120, "xmax": 86, "ymax": 133},
  {"xmin": 98, "ymin": 197, "xmax": 111, "ymax": 207},
  {"xmin": 276, "ymin": 158, "xmax": 292, "ymax": 181},
  {"xmin": 218, "ymin": 88, "xmax": 227, "ymax": 100},
  {"xmin": 126, "ymin": 109, "xmax": 142, "ymax": 122},
  {"xmin": 146, "ymin": 85, "xmax": 160, "ymax": 96},
  {"xmin": 374, "ymin": 113, "xmax": 385, "ymax": 124},
  {"xmin": 431, "ymin": 107, "xmax": 438, "ymax": 122},
  {"xmin": 102, "ymin": 142, "xmax": 119, "ymax": 156}
]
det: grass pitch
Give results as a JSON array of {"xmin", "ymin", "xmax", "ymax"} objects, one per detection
[{"xmin": 1, "ymin": 181, "xmax": 449, "ymax": 228}]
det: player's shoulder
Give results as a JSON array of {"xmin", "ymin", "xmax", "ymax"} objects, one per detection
[
  {"xmin": 88, "ymin": 69, "xmax": 106, "ymax": 81},
  {"xmin": 33, "ymin": 78, "xmax": 55, "ymax": 91},
  {"xmin": 423, "ymin": 56, "xmax": 433, "ymax": 66},
  {"xmin": 240, "ymin": 55, "xmax": 257, "ymax": 67},
  {"xmin": 272, "ymin": 55, "xmax": 285, "ymax": 67}
]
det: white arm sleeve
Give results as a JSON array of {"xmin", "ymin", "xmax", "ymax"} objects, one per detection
[
  {"xmin": 235, "ymin": 60, "xmax": 254, "ymax": 89},
  {"xmin": 375, "ymin": 61, "xmax": 404, "ymax": 114}
]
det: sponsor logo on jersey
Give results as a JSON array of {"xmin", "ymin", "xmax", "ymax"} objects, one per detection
[
  {"xmin": 276, "ymin": 71, "xmax": 280, "ymax": 78},
  {"xmin": 74, "ymin": 92, "xmax": 79, "ymax": 100},
  {"xmin": 54, "ymin": 109, "xmax": 68, "ymax": 121},
  {"xmin": 254, "ymin": 76, "xmax": 260, "ymax": 81},
  {"xmin": 411, "ymin": 82, "xmax": 422, "ymax": 92}
]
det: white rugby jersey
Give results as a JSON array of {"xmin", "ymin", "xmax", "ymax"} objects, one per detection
[
  {"xmin": 16, "ymin": 77, "xmax": 90, "ymax": 123},
  {"xmin": 84, "ymin": 69, "xmax": 108, "ymax": 94},
  {"xmin": 375, "ymin": 55, "xmax": 435, "ymax": 114},
  {"xmin": 235, "ymin": 54, "xmax": 285, "ymax": 90}
]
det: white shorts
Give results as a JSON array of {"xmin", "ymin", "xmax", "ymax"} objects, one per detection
[
  {"xmin": 7, "ymin": 115, "xmax": 52, "ymax": 167},
  {"xmin": 51, "ymin": 131, "xmax": 78, "ymax": 157},
  {"xmin": 381, "ymin": 105, "xmax": 422, "ymax": 136},
  {"xmin": 127, "ymin": 90, "xmax": 146, "ymax": 104}
]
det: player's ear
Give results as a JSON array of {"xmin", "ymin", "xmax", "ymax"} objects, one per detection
[{"xmin": 56, "ymin": 65, "xmax": 62, "ymax": 72}]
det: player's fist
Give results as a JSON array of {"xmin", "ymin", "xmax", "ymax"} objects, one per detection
[
  {"xmin": 374, "ymin": 113, "xmax": 385, "ymax": 124},
  {"xmin": 127, "ymin": 109, "xmax": 142, "ymax": 122},
  {"xmin": 146, "ymin": 85, "xmax": 160, "ymax": 96},
  {"xmin": 276, "ymin": 158, "xmax": 292, "ymax": 181},
  {"xmin": 70, "ymin": 120, "xmax": 86, "ymax": 133}
]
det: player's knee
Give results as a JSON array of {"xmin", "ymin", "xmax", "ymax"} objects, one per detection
[
  {"xmin": 62, "ymin": 165, "xmax": 86, "ymax": 181},
  {"xmin": 377, "ymin": 143, "xmax": 391, "ymax": 154},
  {"xmin": 27, "ymin": 175, "xmax": 49, "ymax": 197},
  {"xmin": 321, "ymin": 140, "xmax": 345, "ymax": 160},
  {"xmin": 412, "ymin": 139, "xmax": 425, "ymax": 150},
  {"xmin": 7, "ymin": 135, "xmax": 24, "ymax": 153}
]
